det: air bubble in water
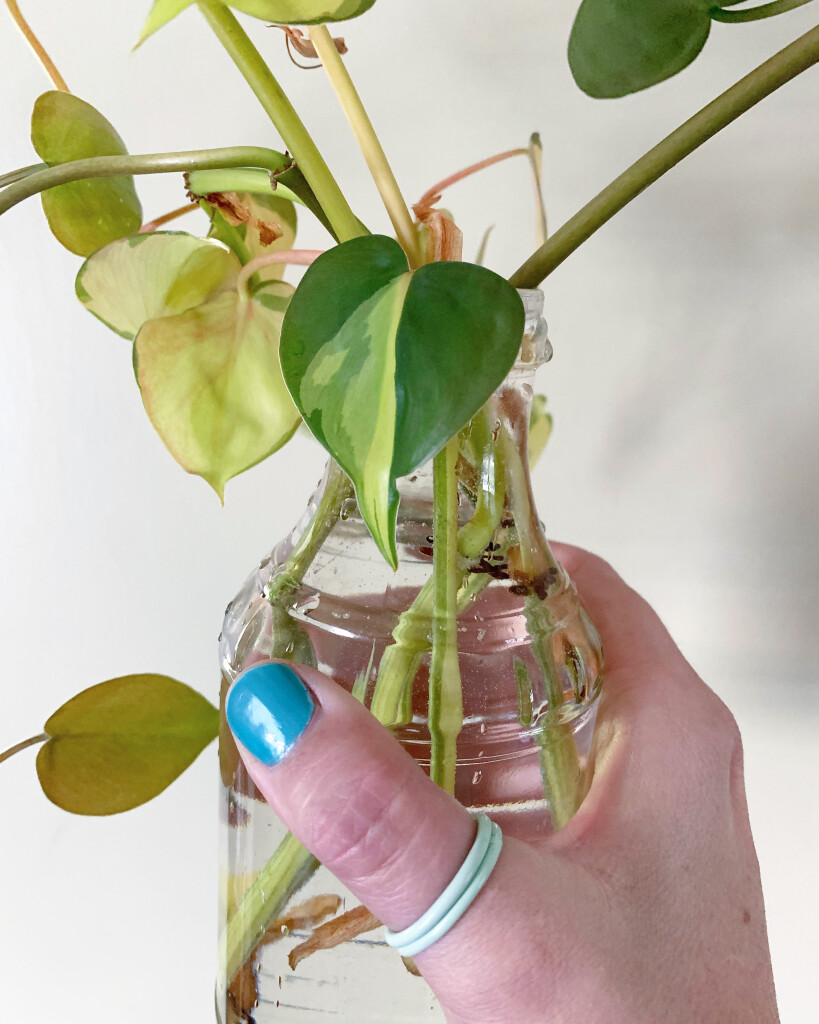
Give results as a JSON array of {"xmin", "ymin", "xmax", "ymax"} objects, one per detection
[{"xmin": 340, "ymin": 498, "xmax": 357, "ymax": 520}]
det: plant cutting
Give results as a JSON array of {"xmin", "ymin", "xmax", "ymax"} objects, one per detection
[{"xmin": 1, "ymin": 1, "xmax": 817, "ymax": 1021}]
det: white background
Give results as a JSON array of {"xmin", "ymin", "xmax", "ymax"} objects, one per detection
[{"xmin": 1, "ymin": 1, "xmax": 817, "ymax": 1020}]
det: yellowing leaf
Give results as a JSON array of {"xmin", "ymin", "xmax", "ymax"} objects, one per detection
[
  {"xmin": 136, "ymin": 0, "xmax": 194, "ymax": 46},
  {"xmin": 76, "ymin": 232, "xmax": 240, "ymax": 339},
  {"xmin": 31, "ymin": 91, "xmax": 142, "ymax": 256},
  {"xmin": 138, "ymin": 0, "xmax": 376, "ymax": 45},
  {"xmin": 207, "ymin": 192, "xmax": 297, "ymax": 283},
  {"xmin": 36, "ymin": 675, "xmax": 218, "ymax": 815},
  {"xmin": 135, "ymin": 283, "xmax": 300, "ymax": 498}
]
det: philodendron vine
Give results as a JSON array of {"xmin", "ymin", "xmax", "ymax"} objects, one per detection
[{"xmin": 1, "ymin": 0, "xmax": 817, "ymax": 1014}]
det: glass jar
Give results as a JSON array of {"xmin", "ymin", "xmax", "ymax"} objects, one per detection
[{"xmin": 217, "ymin": 290, "xmax": 603, "ymax": 1023}]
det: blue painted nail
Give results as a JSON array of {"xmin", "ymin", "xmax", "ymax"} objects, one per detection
[{"xmin": 226, "ymin": 663, "xmax": 315, "ymax": 766}]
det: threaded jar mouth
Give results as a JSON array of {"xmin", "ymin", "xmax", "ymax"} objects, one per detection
[{"xmin": 515, "ymin": 288, "xmax": 551, "ymax": 369}]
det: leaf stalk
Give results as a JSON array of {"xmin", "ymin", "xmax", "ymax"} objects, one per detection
[
  {"xmin": 0, "ymin": 147, "xmax": 292, "ymax": 216},
  {"xmin": 307, "ymin": 24, "xmax": 421, "ymax": 266},
  {"xmin": 510, "ymin": 24, "xmax": 819, "ymax": 288},
  {"xmin": 4, "ymin": 0, "xmax": 69, "ymax": 91},
  {"xmin": 711, "ymin": 0, "xmax": 815, "ymax": 22},
  {"xmin": 197, "ymin": 0, "xmax": 361, "ymax": 243},
  {"xmin": 0, "ymin": 732, "xmax": 48, "ymax": 765}
]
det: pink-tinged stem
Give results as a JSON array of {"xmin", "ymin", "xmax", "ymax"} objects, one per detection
[
  {"xmin": 237, "ymin": 249, "xmax": 323, "ymax": 296},
  {"xmin": 414, "ymin": 147, "xmax": 528, "ymax": 219},
  {"xmin": 139, "ymin": 202, "xmax": 199, "ymax": 233}
]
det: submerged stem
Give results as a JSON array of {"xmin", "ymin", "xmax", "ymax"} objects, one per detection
[
  {"xmin": 428, "ymin": 439, "xmax": 464, "ymax": 794},
  {"xmin": 0, "ymin": 732, "xmax": 48, "ymax": 765},
  {"xmin": 197, "ymin": 0, "xmax": 361, "ymax": 243},
  {"xmin": 220, "ymin": 831, "xmax": 317, "ymax": 991},
  {"xmin": 307, "ymin": 24, "xmax": 421, "ymax": 266},
  {"xmin": 4, "ymin": 0, "xmax": 69, "ymax": 91},
  {"xmin": 220, "ymin": 462, "xmax": 353, "ymax": 986},
  {"xmin": 266, "ymin": 460, "xmax": 354, "ymax": 606},
  {"xmin": 510, "ymin": 25, "xmax": 819, "ymax": 287}
]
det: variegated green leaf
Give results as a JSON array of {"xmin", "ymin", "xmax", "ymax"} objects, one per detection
[
  {"xmin": 31, "ymin": 92, "xmax": 142, "ymax": 256},
  {"xmin": 36, "ymin": 674, "xmax": 218, "ymax": 815},
  {"xmin": 75, "ymin": 232, "xmax": 240, "ymax": 339},
  {"xmin": 207, "ymin": 192, "xmax": 297, "ymax": 283},
  {"xmin": 138, "ymin": 0, "xmax": 376, "ymax": 45},
  {"xmin": 135, "ymin": 283, "xmax": 300, "ymax": 498},
  {"xmin": 280, "ymin": 235, "xmax": 524, "ymax": 567}
]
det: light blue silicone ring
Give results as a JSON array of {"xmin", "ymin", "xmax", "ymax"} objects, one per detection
[{"xmin": 383, "ymin": 814, "xmax": 503, "ymax": 958}]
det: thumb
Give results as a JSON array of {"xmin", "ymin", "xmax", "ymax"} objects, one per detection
[{"xmin": 225, "ymin": 659, "xmax": 477, "ymax": 935}]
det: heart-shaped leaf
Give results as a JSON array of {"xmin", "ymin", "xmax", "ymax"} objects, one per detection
[
  {"xmin": 138, "ymin": 0, "xmax": 376, "ymax": 45},
  {"xmin": 280, "ymin": 235, "xmax": 524, "ymax": 567},
  {"xmin": 207, "ymin": 192, "xmax": 297, "ymax": 283},
  {"xmin": 568, "ymin": 0, "xmax": 713, "ymax": 98},
  {"xmin": 36, "ymin": 675, "xmax": 218, "ymax": 815},
  {"xmin": 31, "ymin": 91, "xmax": 142, "ymax": 255},
  {"xmin": 135, "ymin": 283, "xmax": 300, "ymax": 498},
  {"xmin": 76, "ymin": 232, "xmax": 240, "ymax": 339}
]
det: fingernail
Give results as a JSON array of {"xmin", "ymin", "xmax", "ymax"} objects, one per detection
[{"xmin": 226, "ymin": 663, "xmax": 315, "ymax": 766}]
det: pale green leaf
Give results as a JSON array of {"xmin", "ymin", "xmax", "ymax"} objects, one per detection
[
  {"xmin": 31, "ymin": 91, "xmax": 142, "ymax": 255},
  {"xmin": 135, "ymin": 283, "xmax": 300, "ymax": 498},
  {"xmin": 137, "ymin": 0, "xmax": 194, "ymax": 46},
  {"xmin": 228, "ymin": 0, "xmax": 376, "ymax": 26},
  {"xmin": 138, "ymin": 0, "xmax": 375, "ymax": 44},
  {"xmin": 528, "ymin": 394, "xmax": 553, "ymax": 468},
  {"xmin": 76, "ymin": 232, "xmax": 240, "ymax": 340},
  {"xmin": 36, "ymin": 674, "xmax": 218, "ymax": 815},
  {"xmin": 281, "ymin": 235, "xmax": 524, "ymax": 567}
]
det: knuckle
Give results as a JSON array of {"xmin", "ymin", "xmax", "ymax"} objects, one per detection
[{"xmin": 298, "ymin": 757, "xmax": 411, "ymax": 882}]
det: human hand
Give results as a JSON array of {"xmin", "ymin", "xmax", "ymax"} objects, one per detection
[{"xmin": 225, "ymin": 544, "xmax": 778, "ymax": 1024}]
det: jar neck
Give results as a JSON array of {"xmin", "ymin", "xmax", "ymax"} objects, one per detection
[
  {"xmin": 285, "ymin": 288, "xmax": 562, "ymax": 597},
  {"xmin": 396, "ymin": 288, "xmax": 549, "ymax": 509}
]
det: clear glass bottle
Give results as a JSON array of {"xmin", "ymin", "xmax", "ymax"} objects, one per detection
[{"xmin": 217, "ymin": 290, "xmax": 603, "ymax": 1023}]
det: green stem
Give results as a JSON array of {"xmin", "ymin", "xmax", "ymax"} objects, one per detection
[
  {"xmin": 0, "ymin": 146, "xmax": 291, "ymax": 216},
  {"xmin": 0, "ymin": 161, "xmax": 47, "ymax": 189},
  {"xmin": 370, "ymin": 575, "xmax": 434, "ymax": 727},
  {"xmin": 0, "ymin": 732, "xmax": 48, "ymax": 765},
  {"xmin": 186, "ymin": 166, "xmax": 299, "ymax": 207},
  {"xmin": 428, "ymin": 439, "xmax": 464, "ymax": 794},
  {"xmin": 510, "ymin": 24, "xmax": 819, "ymax": 288},
  {"xmin": 221, "ymin": 462, "xmax": 353, "ymax": 984},
  {"xmin": 711, "ymin": 0, "xmax": 815, "ymax": 22},
  {"xmin": 220, "ymin": 831, "xmax": 317, "ymax": 990},
  {"xmin": 523, "ymin": 596, "xmax": 585, "ymax": 829},
  {"xmin": 197, "ymin": 0, "xmax": 360, "ymax": 243},
  {"xmin": 307, "ymin": 24, "xmax": 421, "ymax": 266},
  {"xmin": 457, "ymin": 411, "xmax": 507, "ymax": 560},
  {"xmin": 266, "ymin": 460, "xmax": 353, "ymax": 607}
]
